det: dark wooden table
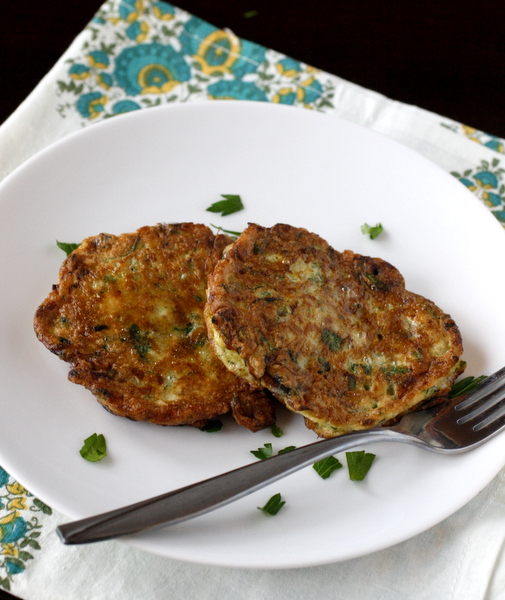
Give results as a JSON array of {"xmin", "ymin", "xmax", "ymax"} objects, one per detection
[{"xmin": 0, "ymin": 1, "xmax": 503, "ymax": 598}]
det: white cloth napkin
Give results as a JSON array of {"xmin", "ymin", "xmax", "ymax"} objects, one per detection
[{"xmin": 2, "ymin": 1, "xmax": 505, "ymax": 598}]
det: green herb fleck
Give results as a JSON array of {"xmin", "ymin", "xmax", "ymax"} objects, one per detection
[
  {"xmin": 56, "ymin": 241, "xmax": 80, "ymax": 256},
  {"xmin": 258, "ymin": 493, "xmax": 285, "ymax": 516},
  {"xmin": 80, "ymin": 433, "xmax": 107, "ymax": 462},
  {"xmin": 251, "ymin": 443, "xmax": 273, "ymax": 460},
  {"xmin": 206, "ymin": 194, "xmax": 244, "ymax": 216},
  {"xmin": 244, "ymin": 9, "xmax": 259, "ymax": 18},
  {"xmin": 381, "ymin": 365, "xmax": 411, "ymax": 377},
  {"xmin": 361, "ymin": 223, "xmax": 383, "ymax": 239},
  {"xmin": 313, "ymin": 456, "xmax": 343, "ymax": 479},
  {"xmin": 321, "ymin": 328, "xmax": 343, "ymax": 351},
  {"xmin": 346, "ymin": 450, "xmax": 376, "ymax": 480},
  {"xmin": 449, "ymin": 375, "xmax": 487, "ymax": 398},
  {"xmin": 363, "ymin": 272, "xmax": 390, "ymax": 291},
  {"xmin": 270, "ymin": 424, "xmax": 284, "ymax": 438},
  {"xmin": 129, "ymin": 324, "xmax": 151, "ymax": 359},
  {"xmin": 210, "ymin": 223, "xmax": 242, "ymax": 237},
  {"xmin": 199, "ymin": 420, "xmax": 223, "ymax": 432},
  {"xmin": 173, "ymin": 322, "xmax": 195, "ymax": 336}
]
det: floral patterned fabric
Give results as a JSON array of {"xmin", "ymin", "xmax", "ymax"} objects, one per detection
[
  {"xmin": 0, "ymin": 468, "xmax": 51, "ymax": 591},
  {"xmin": 57, "ymin": 0, "xmax": 334, "ymax": 120},
  {"xmin": 1, "ymin": 1, "xmax": 505, "ymax": 598}
]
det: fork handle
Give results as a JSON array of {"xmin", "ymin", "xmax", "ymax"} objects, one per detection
[{"xmin": 58, "ymin": 427, "xmax": 410, "ymax": 544}]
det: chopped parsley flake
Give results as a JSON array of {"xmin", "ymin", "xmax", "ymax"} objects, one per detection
[
  {"xmin": 449, "ymin": 375, "xmax": 487, "ymax": 398},
  {"xmin": 270, "ymin": 424, "xmax": 284, "ymax": 438},
  {"xmin": 250, "ymin": 443, "xmax": 273, "ymax": 460},
  {"xmin": 346, "ymin": 451, "xmax": 376, "ymax": 480},
  {"xmin": 277, "ymin": 445, "xmax": 297, "ymax": 454},
  {"xmin": 312, "ymin": 456, "xmax": 343, "ymax": 479},
  {"xmin": 199, "ymin": 420, "xmax": 223, "ymax": 432},
  {"xmin": 258, "ymin": 493, "xmax": 285, "ymax": 516},
  {"xmin": 56, "ymin": 241, "xmax": 80, "ymax": 256},
  {"xmin": 250, "ymin": 443, "xmax": 296, "ymax": 460},
  {"xmin": 206, "ymin": 194, "xmax": 244, "ymax": 216},
  {"xmin": 80, "ymin": 433, "xmax": 107, "ymax": 462},
  {"xmin": 361, "ymin": 223, "xmax": 383, "ymax": 239}
]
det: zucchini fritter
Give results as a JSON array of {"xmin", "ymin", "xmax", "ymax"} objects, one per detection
[
  {"xmin": 34, "ymin": 223, "xmax": 275, "ymax": 430},
  {"xmin": 205, "ymin": 223, "xmax": 465, "ymax": 438}
]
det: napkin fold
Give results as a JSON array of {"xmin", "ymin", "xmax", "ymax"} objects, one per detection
[{"xmin": 1, "ymin": 1, "xmax": 505, "ymax": 599}]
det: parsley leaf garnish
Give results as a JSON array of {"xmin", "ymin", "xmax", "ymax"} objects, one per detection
[
  {"xmin": 251, "ymin": 443, "xmax": 273, "ymax": 460},
  {"xmin": 258, "ymin": 493, "xmax": 285, "ymax": 516},
  {"xmin": 270, "ymin": 424, "xmax": 284, "ymax": 438},
  {"xmin": 278, "ymin": 445, "xmax": 297, "ymax": 454},
  {"xmin": 313, "ymin": 456, "xmax": 343, "ymax": 479},
  {"xmin": 199, "ymin": 420, "xmax": 223, "ymax": 432},
  {"xmin": 210, "ymin": 223, "xmax": 242, "ymax": 237},
  {"xmin": 244, "ymin": 9, "xmax": 259, "ymax": 18},
  {"xmin": 251, "ymin": 443, "xmax": 296, "ymax": 460},
  {"xmin": 56, "ymin": 241, "xmax": 80, "ymax": 256},
  {"xmin": 361, "ymin": 223, "xmax": 383, "ymax": 240},
  {"xmin": 346, "ymin": 451, "xmax": 375, "ymax": 480},
  {"xmin": 80, "ymin": 433, "xmax": 107, "ymax": 462},
  {"xmin": 206, "ymin": 194, "xmax": 244, "ymax": 216},
  {"xmin": 449, "ymin": 375, "xmax": 487, "ymax": 398}
]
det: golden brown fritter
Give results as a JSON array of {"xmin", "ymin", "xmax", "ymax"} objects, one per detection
[
  {"xmin": 34, "ymin": 223, "xmax": 275, "ymax": 430},
  {"xmin": 205, "ymin": 223, "xmax": 465, "ymax": 438}
]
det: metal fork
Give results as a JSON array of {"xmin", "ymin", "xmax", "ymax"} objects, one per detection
[{"xmin": 58, "ymin": 366, "xmax": 505, "ymax": 545}]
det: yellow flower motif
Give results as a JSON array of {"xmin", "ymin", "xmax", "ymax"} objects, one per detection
[
  {"xmin": 138, "ymin": 64, "xmax": 179, "ymax": 94},
  {"xmin": 6, "ymin": 482, "xmax": 27, "ymax": 496},
  {"xmin": 296, "ymin": 75, "xmax": 316, "ymax": 102},
  {"xmin": 96, "ymin": 74, "xmax": 112, "ymax": 90},
  {"xmin": 70, "ymin": 71, "xmax": 90, "ymax": 81},
  {"xmin": 89, "ymin": 95, "xmax": 108, "ymax": 119},
  {"xmin": 462, "ymin": 125, "xmax": 477, "ymax": 136},
  {"xmin": 272, "ymin": 87, "xmax": 296, "ymax": 104},
  {"xmin": 0, "ymin": 511, "xmax": 18, "ymax": 527},
  {"xmin": 275, "ymin": 64, "xmax": 299, "ymax": 78},
  {"xmin": 126, "ymin": 0, "xmax": 145, "ymax": 22},
  {"xmin": 153, "ymin": 4, "xmax": 175, "ymax": 20},
  {"xmin": 88, "ymin": 55, "xmax": 108, "ymax": 69},
  {"xmin": 193, "ymin": 30, "xmax": 240, "ymax": 76},
  {"xmin": 134, "ymin": 21, "xmax": 150, "ymax": 43},
  {"xmin": 1, "ymin": 543, "xmax": 19, "ymax": 557},
  {"xmin": 8, "ymin": 497, "xmax": 28, "ymax": 511}
]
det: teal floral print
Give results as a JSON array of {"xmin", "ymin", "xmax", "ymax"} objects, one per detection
[
  {"xmin": 0, "ymin": 467, "xmax": 52, "ymax": 591},
  {"xmin": 443, "ymin": 123, "xmax": 505, "ymax": 155},
  {"xmin": 452, "ymin": 158, "xmax": 505, "ymax": 226},
  {"xmin": 56, "ymin": 0, "xmax": 335, "ymax": 122},
  {"xmin": 207, "ymin": 80, "xmax": 268, "ymax": 102},
  {"xmin": 113, "ymin": 42, "xmax": 191, "ymax": 95},
  {"xmin": 76, "ymin": 91, "xmax": 108, "ymax": 119},
  {"xmin": 179, "ymin": 16, "xmax": 267, "ymax": 78}
]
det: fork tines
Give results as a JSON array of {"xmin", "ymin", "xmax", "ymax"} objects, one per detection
[{"xmin": 455, "ymin": 366, "xmax": 505, "ymax": 431}]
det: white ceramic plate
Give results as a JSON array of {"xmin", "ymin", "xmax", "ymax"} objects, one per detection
[{"xmin": 0, "ymin": 101, "xmax": 504, "ymax": 569}]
